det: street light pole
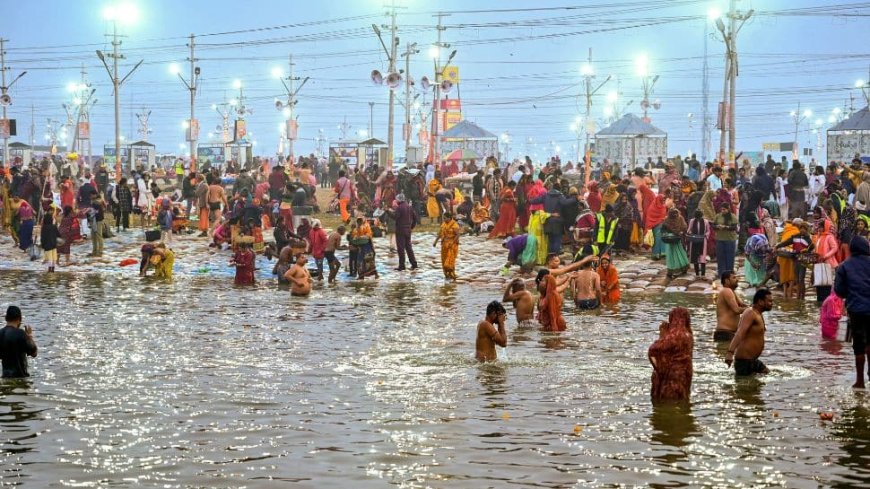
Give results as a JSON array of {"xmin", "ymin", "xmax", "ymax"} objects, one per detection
[
  {"xmin": 386, "ymin": 3, "xmax": 398, "ymax": 169},
  {"xmin": 187, "ymin": 34, "xmax": 198, "ymax": 172},
  {"xmin": 1, "ymin": 39, "xmax": 27, "ymax": 167},
  {"xmin": 369, "ymin": 101, "xmax": 374, "ymax": 137},
  {"xmin": 581, "ymin": 49, "xmax": 611, "ymax": 187},
  {"xmin": 403, "ymin": 42, "xmax": 419, "ymax": 159},
  {"xmin": 96, "ymin": 15, "xmax": 142, "ymax": 180}
]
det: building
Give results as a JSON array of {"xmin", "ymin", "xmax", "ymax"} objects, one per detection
[
  {"xmin": 594, "ymin": 114, "xmax": 668, "ymax": 170},
  {"xmin": 827, "ymin": 106, "xmax": 870, "ymax": 162}
]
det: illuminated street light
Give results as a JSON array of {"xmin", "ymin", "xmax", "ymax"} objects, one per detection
[
  {"xmin": 428, "ymin": 45, "xmax": 440, "ymax": 60},
  {"xmin": 169, "ymin": 63, "xmax": 181, "ymax": 75},
  {"xmin": 803, "ymin": 109, "xmax": 813, "ymax": 118},
  {"xmin": 606, "ymin": 90, "xmax": 618, "ymax": 103},
  {"xmin": 856, "ymin": 79, "xmax": 866, "ymax": 89},
  {"xmin": 181, "ymin": 120, "xmax": 190, "ymax": 129},
  {"xmin": 102, "ymin": 3, "xmax": 140, "ymax": 23},
  {"xmin": 282, "ymin": 107, "xmax": 291, "ymax": 118},
  {"xmin": 271, "ymin": 67, "xmax": 284, "ymax": 79},
  {"xmin": 814, "ymin": 118, "xmax": 823, "ymax": 127},
  {"xmin": 827, "ymin": 115, "xmax": 836, "ymax": 123},
  {"xmin": 232, "ymin": 79, "xmax": 242, "ymax": 89},
  {"xmin": 707, "ymin": 7, "xmax": 722, "ymax": 20},
  {"xmin": 635, "ymin": 53, "xmax": 650, "ymax": 77},
  {"xmin": 580, "ymin": 63, "xmax": 593, "ymax": 76}
]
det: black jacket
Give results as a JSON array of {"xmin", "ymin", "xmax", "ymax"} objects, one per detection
[{"xmin": 834, "ymin": 236, "xmax": 870, "ymax": 315}]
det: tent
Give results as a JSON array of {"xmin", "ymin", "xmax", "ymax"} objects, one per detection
[
  {"xmin": 441, "ymin": 120, "xmax": 498, "ymax": 161},
  {"xmin": 827, "ymin": 106, "xmax": 870, "ymax": 162},
  {"xmin": 594, "ymin": 113, "xmax": 668, "ymax": 169}
]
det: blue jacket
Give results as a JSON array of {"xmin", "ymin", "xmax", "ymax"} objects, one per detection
[
  {"xmin": 834, "ymin": 236, "xmax": 870, "ymax": 314},
  {"xmin": 529, "ymin": 189, "xmax": 575, "ymax": 215}
]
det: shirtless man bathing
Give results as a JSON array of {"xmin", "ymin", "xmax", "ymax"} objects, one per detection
[
  {"xmin": 725, "ymin": 288, "xmax": 774, "ymax": 376},
  {"xmin": 570, "ymin": 259, "xmax": 601, "ymax": 310},
  {"xmin": 502, "ymin": 278, "xmax": 537, "ymax": 328},
  {"xmin": 714, "ymin": 271, "xmax": 748, "ymax": 341},
  {"xmin": 284, "ymin": 253, "xmax": 313, "ymax": 296},
  {"xmin": 475, "ymin": 301, "xmax": 508, "ymax": 362}
]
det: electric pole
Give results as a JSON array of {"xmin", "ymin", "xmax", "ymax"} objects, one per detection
[
  {"xmin": 275, "ymin": 54, "xmax": 308, "ymax": 161},
  {"xmin": 186, "ymin": 34, "xmax": 199, "ymax": 172},
  {"xmin": 96, "ymin": 19, "xmax": 143, "ymax": 179},
  {"xmin": 368, "ymin": 101, "xmax": 374, "ymax": 137},
  {"xmin": 701, "ymin": 15, "xmax": 711, "ymax": 165},
  {"xmin": 136, "ymin": 107, "xmax": 152, "ymax": 142},
  {"xmin": 0, "ymin": 39, "xmax": 27, "ymax": 166},
  {"xmin": 386, "ymin": 2, "xmax": 398, "ymax": 168},
  {"xmin": 581, "ymin": 48, "xmax": 611, "ymax": 187},
  {"xmin": 403, "ymin": 42, "xmax": 419, "ymax": 158},
  {"xmin": 432, "ymin": 12, "xmax": 454, "ymax": 167},
  {"xmin": 715, "ymin": 0, "xmax": 753, "ymax": 167}
]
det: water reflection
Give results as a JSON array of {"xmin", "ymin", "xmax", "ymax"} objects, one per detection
[
  {"xmin": 649, "ymin": 401, "xmax": 700, "ymax": 450},
  {"xmin": 830, "ymin": 402, "xmax": 870, "ymax": 485}
]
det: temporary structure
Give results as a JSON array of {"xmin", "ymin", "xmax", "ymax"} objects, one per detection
[
  {"xmin": 594, "ymin": 114, "xmax": 668, "ymax": 169},
  {"xmin": 441, "ymin": 120, "xmax": 498, "ymax": 161},
  {"xmin": 827, "ymin": 106, "xmax": 870, "ymax": 162}
]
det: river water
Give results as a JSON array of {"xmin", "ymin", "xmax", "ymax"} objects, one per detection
[{"xmin": 1, "ymin": 247, "xmax": 868, "ymax": 487}]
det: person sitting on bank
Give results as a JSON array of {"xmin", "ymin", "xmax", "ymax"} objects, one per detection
[{"xmin": 0, "ymin": 306, "xmax": 38, "ymax": 378}]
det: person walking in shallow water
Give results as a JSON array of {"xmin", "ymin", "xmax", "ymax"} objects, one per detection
[
  {"xmin": 725, "ymin": 288, "xmax": 774, "ymax": 376},
  {"xmin": 0, "ymin": 306, "xmax": 38, "ymax": 378}
]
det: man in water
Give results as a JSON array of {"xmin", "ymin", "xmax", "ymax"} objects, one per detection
[
  {"xmin": 475, "ymin": 301, "xmax": 508, "ymax": 362},
  {"xmin": 502, "ymin": 278, "xmax": 537, "ymax": 328},
  {"xmin": 725, "ymin": 288, "xmax": 773, "ymax": 376},
  {"xmin": 571, "ymin": 259, "xmax": 602, "ymax": 310},
  {"xmin": 325, "ymin": 225, "xmax": 346, "ymax": 283},
  {"xmin": 284, "ymin": 253, "xmax": 313, "ymax": 296},
  {"xmin": 0, "ymin": 306, "xmax": 38, "ymax": 378},
  {"xmin": 714, "ymin": 271, "xmax": 748, "ymax": 341}
]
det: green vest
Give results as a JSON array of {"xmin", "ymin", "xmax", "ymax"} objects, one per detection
[{"xmin": 595, "ymin": 213, "xmax": 618, "ymax": 245}]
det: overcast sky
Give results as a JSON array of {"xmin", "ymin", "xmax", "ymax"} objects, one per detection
[{"xmin": 3, "ymin": 0, "xmax": 869, "ymax": 162}]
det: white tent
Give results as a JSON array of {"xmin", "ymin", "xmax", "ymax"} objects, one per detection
[{"xmin": 594, "ymin": 114, "xmax": 668, "ymax": 169}]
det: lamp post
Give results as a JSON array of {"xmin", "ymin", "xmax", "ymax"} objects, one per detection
[
  {"xmin": 580, "ymin": 49, "xmax": 611, "ymax": 186},
  {"xmin": 790, "ymin": 104, "xmax": 812, "ymax": 162},
  {"xmin": 169, "ymin": 34, "xmax": 199, "ymax": 172},
  {"xmin": 96, "ymin": 3, "xmax": 143, "ymax": 180},
  {"xmin": 273, "ymin": 55, "xmax": 308, "ymax": 161},
  {"xmin": 0, "ymin": 39, "xmax": 27, "ymax": 166},
  {"xmin": 713, "ymin": 1, "xmax": 753, "ymax": 166}
]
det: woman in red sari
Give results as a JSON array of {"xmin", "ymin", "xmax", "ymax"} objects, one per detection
[
  {"xmin": 488, "ymin": 180, "xmax": 518, "ymax": 239},
  {"xmin": 537, "ymin": 271, "xmax": 567, "ymax": 332},
  {"xmin": 231, "ymin": 239, "xmax": 256, "ymax": 285},
  {"xmin": 648, "ymin": 307, "xmax": 693, "ymax": 402}
]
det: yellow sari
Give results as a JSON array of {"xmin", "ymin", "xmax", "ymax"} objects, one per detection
[
  {"xmin": 427, "ymin": 179, "xmax": 442, "ymax": 219},
  {"xmin": 528, "ymin": 210, "xmax": 550, "ymax": 265},
  {"xmin": 155, "ymin": 249, "xmax": 175, "ymax": 280},
  {"xmin": 438, "ymin": 219, "xmax": 460, "ymax": 279}
]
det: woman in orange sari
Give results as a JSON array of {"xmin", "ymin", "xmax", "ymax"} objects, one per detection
[
  {"xmin": 648, "ymin": 307, "xmax": 693, "ymax": 402},
  {"xmin": 488, "ymin": 180, "xmax": 518, "ymax": 239},
  {"xmin": 433, "ymin": 212, "xmax": 460, "ymax": 280},
  {"xmin": 598, "ymin": 254, "xmax": 621, "ymax": 305},
  {"xmin": 536, "ymin": 270, "xmax": 566, "ymax": 332}
]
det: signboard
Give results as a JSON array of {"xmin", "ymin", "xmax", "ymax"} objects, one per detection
[
  {"xmin": 441, "ymin": 66, "xmax": 460, "ymax": 84},
  {"xmin": 234, "ymin": 119, "xmax": 247, "ymax": 140},
  {"xmin": 77, "ymin": 121, "xmax": 90, "ymax": 140},
  {"xmin": 103, "ymin": 145, "xmax": 130, "ymax": 165},
  {"xmin": 762, "ymin": 142, "xmax": 795, "ymax": 152},
  {"xmin": 827, "ymin": 133, "xmax": 869, "ymax": 162},
  {"xmin": 285, "ymin": 120, "xmax": 298, "ymax": 140},
  {"xmin": 0, "ymin": 119, "xmax": 12, "ymax": 139},
  {"xmin": 197, "ymin": 144, "xmax": 226, "ymax": 165},
  {"xmin": 439, "ymin": 99, "xmax": 461, "ymax": 111},
  {"xmin": 186, "ymin": 118, "xmax": 200, "ymax": 142},
  {"xmin": 443, "ymin": 112, "xmax": 462, "ymax": 132},
  {"xmin": 329, "ymin": 145, "xmax": 359, "ymax": 168}
]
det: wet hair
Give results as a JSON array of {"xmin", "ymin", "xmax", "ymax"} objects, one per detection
[
  {"xmin": 5, "ymin": 305, "xmax": 21, "ymax": 322},
  {"xmin": 535, "ymin": 268, "xmax": 550, "ymax": 286},
  {"xmin": 486, "ymin": 300, "xmax": 506, "ymax": 317},
  {"xmin": 694, "ymin": 209, "xmax": 704, "ymax": 219},
  {"xmin": 339, "ymin": 170, "xmax": 346, "ymax": 178},
  {"xmin": 753, "ymin": 288, "xmax": 772, "ymax": 304},
  {"xmin": 720, "ymin": 270, "xmax": 735, "ymax": 285},
  {"xmin": 337, "ymin": 225, "xmax": 346, "ymax": 233}
]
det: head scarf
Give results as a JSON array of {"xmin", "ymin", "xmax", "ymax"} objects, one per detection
[
  {"xmin": 838, "ymin": 206, "xmax": 857, "ymax": 243},
  {"xmin": 645, "ymin": 194, "xmax": 668, "ymax": 229},
  {"xmin": 663, "ymin": 208, "xmax": 687, "ymax": 234}
]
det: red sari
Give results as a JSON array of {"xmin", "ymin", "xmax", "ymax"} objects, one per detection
[
  {"xmin": 488, "ymin": 187, "xmax": 517, "ymax": 239},
  {"xmin": 648, "ymin": 307, "xmax": 693, "ymax": 401},
  {"xmin": 233, "ymin": 248, "xmax": 256, "ymax": 285}
]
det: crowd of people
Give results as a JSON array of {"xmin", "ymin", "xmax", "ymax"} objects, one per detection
[{"xmin": 1, "ymin": 151, "xmax": 870, "ymax": 390}]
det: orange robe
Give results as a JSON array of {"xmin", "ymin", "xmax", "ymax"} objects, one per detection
[
  {"xmin": 488, "ymin": 187, "xmax": 517, "ymax": 239},
  {"xmin": 598, "ymin": 265, "xmax": 621, "ymax": 304},
  {"xmin": 438, "ymin": 219, "xmax": 460, "ymax": 279}
]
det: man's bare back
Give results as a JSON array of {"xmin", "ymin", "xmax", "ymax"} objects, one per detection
[
  {"xmin": 715, "ymin": 287, "xmax": 746, "ymax": 335},
  {"xmin": 572, "ymin": 269, "xmax": 600, "ymax": 301},
  {"xmin": 503, "ymin": 279, "xmax": 535, "ymax": 324}
]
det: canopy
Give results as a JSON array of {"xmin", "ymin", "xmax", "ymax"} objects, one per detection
[
  {"xmin": 596, "ymin": 113, "xmax": 666, "ymax": 137},
  {"xmin": 358, "ymin": 137, "xmax": 386, "ymax": 146},
  {"xmin": 829, "ymin": 106, "xmax": 870, "ymax": 132},
  {"xmin": 442, "ymin": 120, "xmax": 497, "ymax": 140}
]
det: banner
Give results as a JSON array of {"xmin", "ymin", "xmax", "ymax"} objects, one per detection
[
  {"xmin": 762, "ymin": 142, "xmax": 794, "ymax": 152},
  {"xmin": 443, "ymin": 112, "xmax": 462, "ymax": 133},
  {"xmin": 439, "ymin": 99, "xmax": 461, "ymax": 111},
  {"xmin": 77, "ymin": 121, "xmax": 90, "ymax": 140},
  {"xmin": 234, "ymin": 119, "xmax": 247, "ymax": 140},
  {"xmin": 441, "ymin": 66, "xmax": 459, "ymax": 84},
  {"xmin": 0, "ymin": 119, "xmax": 9, "ymax": 139},
  {"xmin": 186, "ymin": 119, "xmax": 199, "ymax": 142},
  {"xmin": 197, "ymin": 144, "xmax": 226, "ymax": 164},
  {"xmin": 285, "ymin": 120, "xmax": 298, "ymax": 140}
]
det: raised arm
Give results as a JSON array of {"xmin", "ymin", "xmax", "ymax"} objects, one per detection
[{"xmin": 551, "ymin": 255, "xmax": 595, "ymax": 276}]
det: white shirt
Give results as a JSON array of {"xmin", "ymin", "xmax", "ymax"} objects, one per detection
[{"xmin": 706, "ymin": 174, "xmax": 722, "ymax": 191}]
